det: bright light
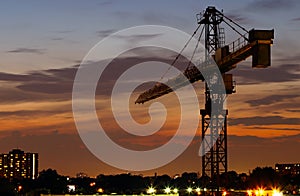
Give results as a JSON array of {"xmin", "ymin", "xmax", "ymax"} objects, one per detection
[
  {"xmin": 67, "ymin": 185, "xmax": 76, "ymax": 192},
  {"xmin": 173, "ymin": 188, "xmax": 179, "ymax": 193},
  {"xmin": 253, "ymin": 188, "xmax": 265, "ymax": 196},
  {"xmin": 222, "ymin": 191, "xmax": 227, "ymax": 196},
  {"xmin": 17, "ymin": 185, "xmax": 22, "ymax": 192},
  {"xmin": 259, "ymin": 188, "xmax": 265, "ymax": 195},
  {"xmin": 147, "ymin": 186, "xmax": 156, "ymax": 194},
  {"xmin": 97, "ymin": 188, "xmax": 104, "ymax": 193},
  {"xmin": 272, "ymin": 189, "xmax": 283, "ymax": 196},
  {"xmin": 196, "ymin": 187, "xmax": 201, "ymax": 192},
  {"xmin": 187, "ymin": 187, "xmax": 193, "ymax": 193},
  {"xmin": 90, "ymin": 182, "xmax": 96, "ymax": 187},
  {"xmin": 247, "ymin": 190, "xmax": 252, "ymax": 196},
  {"xmin": 164, "ymin": 187, "xmax": 171, "ymax": 194}
]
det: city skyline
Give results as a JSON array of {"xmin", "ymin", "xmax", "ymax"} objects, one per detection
[{"xmin": 0, "ymin": 0, "xmax": 299, "ymax": 177}]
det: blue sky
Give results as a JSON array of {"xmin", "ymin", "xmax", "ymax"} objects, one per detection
[{"xmin": 1, "ymin": 0, "xmax": 300, "ymax": 73}]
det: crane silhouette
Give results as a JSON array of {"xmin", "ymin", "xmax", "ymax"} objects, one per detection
[{"xmin": 135, "ymin": 6, "xmax": 274, "ymax": 195}]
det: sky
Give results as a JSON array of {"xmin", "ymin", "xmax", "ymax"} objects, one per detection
[{"xmin": 0, "ymin": 0, "xmax": 300, "ymax": 177}]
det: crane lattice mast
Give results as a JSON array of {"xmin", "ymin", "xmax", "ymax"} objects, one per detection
[{"xmin": 135, "ymin": 6, "xmax": 274, "ymax": 195}]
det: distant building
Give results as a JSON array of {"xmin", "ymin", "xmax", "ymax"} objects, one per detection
[
  {"xmin": 275, "ymin": 163, "xmax": 300, "ymax": 176},
  {"xmin": 0, "ymin": 149, "xmax": 38, "ymax": 180}
]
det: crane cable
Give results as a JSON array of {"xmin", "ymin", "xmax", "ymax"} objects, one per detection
[
  {"xmin": 158, "ymin": 24, "xmax": 202, "ymax": 82},
  {"xmin": 218, "ymin": 10, "xmax": 249, "ymax": 33},
  {"xmin": 218, "ymin": 11, "xmax": 249, "ymax": 41},
  {"xmin": 185, "ymin": 25, "xmax": 205, "ymax": 70},
  {"xmin": 222, "ymin": 19, "xmax": 249, "ymax": 41},
  {"xmin": 157, "ymin": 11, "xmax": 249, "ymax": 83}
]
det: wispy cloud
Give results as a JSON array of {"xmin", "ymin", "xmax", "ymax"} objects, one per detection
[
  {"xmin": 96, "ymin": 29, "xmax": 116, "ymax": 37},
  {"xmin": 7, "ymin": 48, "xmax": 45, "ymax": 55},
  {"xmin": 246, "ymin": 0, "xmax": 297, "ymax": 12},
  {"xmin": 229, "ymin": 115, "xmax": 300, "ymax": 126},
  {"xmin": 291, "ymin": 17, "xmax": 300, "ymax": 22},
  {"xmin": 231, "ymin": 64, "xmax": 300, "ymax": 84},
  {"xmin": 225, "ymin": 13, "xmax": 252, "ymax": 25},
  {"xmin": 245, "ymin": 126, "xmax": 300, "ymax": 131},
  {"xmin": 114, "ymin": 33, "xmax": 163, "ymax": 44},
  {"xmin": 0, "ymin": 52, "xmax": 184, "ymax": 103},
  {"xmin": 98, "ymin": 0, "xmax": 113, "ymax": 6},
  {"xmin": 51, "ymin": 37, "xmax": 64, "ymax": 41},
  {"xmin": 246, "ymin": 94, "xmax": 299, "ymax": 107},
  {"xmin": 286, "ymin": 109, "xmax": 300, "ymax": 113},
  {"xmin": 54, "ymin": 30, "xmax": 74, "ymax": 34}
]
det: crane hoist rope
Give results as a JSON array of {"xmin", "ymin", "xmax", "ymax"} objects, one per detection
[
  {"xmin": 158, "ymin": 24, "xmax": 202, "ymax": 82},
  {"xmin": 185, "ymin": 25, "xmax": 205, "ymax": 70}
]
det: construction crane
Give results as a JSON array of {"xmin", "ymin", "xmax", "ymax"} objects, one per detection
[{"xmin": 135, "ymin": 6, "xmax": 274, "ymax": 195}]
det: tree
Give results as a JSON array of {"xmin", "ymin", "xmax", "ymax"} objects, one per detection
[
  {"xmin": 249, "ymin": 167, "xmax": 279, "ymax": 188},
  {"xmin": 37, "ymin": 169, "xmax": 67, "ymax": 194},
  {"xmin": 0, "ymin": 178, "xmax": 15, "ymax": 196}
]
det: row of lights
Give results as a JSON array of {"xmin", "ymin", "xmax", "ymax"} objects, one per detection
[
  {"xmin": 247, "ymin": 188, "xmax": 283, "ymax": 196},
  {"xmin": 147, "ymin": 186, "xmax": 223, "ymax": 195}
]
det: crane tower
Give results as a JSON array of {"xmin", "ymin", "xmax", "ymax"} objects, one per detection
[{"xmin": 135, "ymin": 6, "xmax": 274, "ymax": 194}]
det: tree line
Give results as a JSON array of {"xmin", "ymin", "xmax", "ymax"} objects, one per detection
[{"xmin": 0, "ymin": 167, "xmax": 300, "ymax": 195}]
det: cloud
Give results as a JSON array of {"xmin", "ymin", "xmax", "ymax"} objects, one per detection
[
  {"xmin": 96, "ymin": 29, "xmax": 116, "ymax": 37},
  {"xmin": 229, "ymin": 115, "xmax": 300, "ymax": 126},
  {"xmin": 246, "ymin": 0, "xmax": 297, "ymax": 12},
  {"xmin": 230, "ymin": 64, "xmax": 300, "ymax": 84},
  {"xmin": 276, "ymin": 53, "xmax": 300, "ymax": 63},
  {"xmin": 7, "ymin": 48, "xmax": 45, "ymax": 54},
  {"xmin": 0, "ymin": 66, "xmax": 79, "ymax": 103},
  {"xmin": 286, "ymin": 109, "xmax": 300, "ymax": 113},
  {"xmin": 114, "ymin": 33, "xmax": 163, "ymax": 43},
  {"xmin": 54, "ymin": 30, "xmax": 74, "ymax": 34},
  {"xmin": 291, "ymin": 17, "xmax": 300, "ymax": 22},
  {"xmin": 245, "ymin": 126, "xmax": 300, "ymax": 132},
  {"xmin": 0, "ymin": 48, "xmax": 189, "ymax": 103},
  {"xmin": 225, "ymin": 13, "xmax": 252, "ymax": 25},
  {"xmin": 245, "ymin": 94, "xmax": 299, "ymax": 107},
  {"xmin": 0, "ymin": 110, "xmax": 64, "ymax": 117},
  {"xmin": 98, "ymin": 0, "xmax": 113, "ymax": 6}
]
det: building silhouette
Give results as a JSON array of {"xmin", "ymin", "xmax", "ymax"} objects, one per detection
[
  {"xmin": 0, "ymin": 149, "xmax": 38, "ymax": 180},
  {"xmin": 275, "ymin": 163, "xmax": 300, "ymax": 176}
]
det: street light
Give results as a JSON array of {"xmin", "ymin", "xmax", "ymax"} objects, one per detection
[
  {"xmin": 147, "ymin": 186, "xmax": 156, "ymax": 194},
  {"xmin": 17, "ymin": 185, "xmax": 22, "ymax": 192},
  {"xmin": 90, "ymin": 182, "xmax": 96, "ymax": 187},
  {"xmin": 164, "ymin": 187, "xmax": 171, "ymax": 194},
  {"xmin": 187, "ymin": 187, "xmax": 193, "ymax": 194},
  {"xmin": 259, "ymin": 188, "xmax": 265, "ymax": 196},
  {"xmin": 97, "ymin": 188, "xmax": 104, "ymax": 193},
  {"xmin": 173, "ymin": 188, "xmax": 179, "ymax": 194}
]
